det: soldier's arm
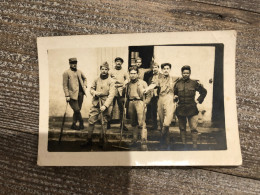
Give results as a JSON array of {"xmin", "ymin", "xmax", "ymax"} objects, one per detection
[
  {"xmin": 81, "ymin": 71, "xmax": 87, "ymax": 88},
  {"xmin": 143, "ymin": 68, "xmax": 151, "ymax": 75},
  {"xmin": 119, "ymin": 72, "xmax": 129, "ymax": 88},
  {"xmin": 90, "ymin": 79, "xmax": 97, "ymax": 96},
  {"xmin": 144, "ymin": 78, "xmax": 159, "ymax": 93},
  {"xmin": 173, "ymin": 82, "xmax": 178, "ymax": 95},
  {"xmin": 142, "ymin": 81, "xmax": 152, "ymax": 104},
  {"xmin": 124, "ymin": 71, "xmax": 129, "ymax": 81},
  {"xmin": 196, "ymin": 81, "xmax": 207, "ymax": 103},
  {"xmin": 103, "ymin": 80, "xmax": 116, "ymax": 108},
  {"xmin": 139, "ymin": 80, "xmax": 148, "ymax": 94},
  {"xmin": 62, "ymin": 71, "xmax": 70, "ymax": 97},
  {"xmin": 109, "ymin": 70, "xmax": 115, "ymax": 79},
  {"xmin": 173, "ymin": 82, "xmax": 179, "ymax": 102}
]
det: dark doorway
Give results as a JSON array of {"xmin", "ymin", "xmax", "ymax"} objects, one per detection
[{"xmin": 128, "ymin": 46, "xmax": 154, "ymax": 68}]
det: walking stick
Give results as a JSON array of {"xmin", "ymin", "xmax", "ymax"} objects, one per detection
[
  {"xmin": 98, "ymin": 98, "xmax": 106, "ymax": 147},
  {"xmin": 59, "ymin": 102, "xmax": 68, "ymax": 144}
]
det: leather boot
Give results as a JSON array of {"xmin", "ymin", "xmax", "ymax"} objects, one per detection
[
  {"xmin": 164, "ymin": 126, "xmax": 170, "ymax": 145},
  {"xmin": 180, "ymin": 131, "xmax": 186, "ymax": 144},
  {"xmin": 141, "ymin": 138, "xmax": 148, "ymax": 151},
  {"xmin": 79, "ymin": 120, "xmax": 84, "ymax": 130},
  {"xmin": 71, "ymin": 122, "xmax": 80, "ymax": 130},
  {"xmin": 160, "ymin": 126, "xmax": 169, "ymax": 145},
  {"xmin": 107, "ymin": 121, "xmax": 111, "ymax": 129},
  {"xmin": 80, "ymin": 138, "xmax": 93, "ymax": 147},
  {"xmin": 141, "ymin": 125, "xmax": 148, "ymax": 151},
  {"xmin": 191, "ymin": 132, "xmax": 198, "ymax": 149},
  {"xmin": 160, "ymin": 128, "xmax": 165, "ymax": 145},
  {"xmin": 120, "ymin": 123, "xmax": 128, "ymax": 131},
  {"xmin": 132, "ymin": 127, "xmax": 138, "ymax": 144},
  {"xmin": 81, "ymin": 124, "xmax": 94, "ymax": 147}
]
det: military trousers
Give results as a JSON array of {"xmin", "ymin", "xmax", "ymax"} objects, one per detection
[
  {"xmin": 69, "ymin": 91, "xmax": 84, "ymax": 123},
  {"xmin": 177, "ymin": 115, "xmax": 198, "ymax": 133},
  {"xmin": 146, "ymin": 96, "xmax": 158, "ymax": 128},
  {"xmin": 128, "ymin": 100, "xmax": 144, "ymax": 127},
  {"xmin": 158, "ymin": 94, "xmax": 175, "ymax": 128},
  {"xmin": 111, "ymin": 96, "xmax": 125, "ymax": 120},
  {"xmin": 128, "ymin": 100, "xmax": 148, "ymax": 142},
  {"xmin": 88, "ymin": 103, "xmax": 111, "ymax": 125}
]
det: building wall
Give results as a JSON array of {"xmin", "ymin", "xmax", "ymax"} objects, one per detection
[{"xmin": 154, "ymin": 46, "xmax": 215, "ymax": 122}]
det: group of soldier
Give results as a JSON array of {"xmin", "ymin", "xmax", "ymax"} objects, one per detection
[{"xmin": 62, "ymin": 56, "xmax": 207, "ymax": 150}]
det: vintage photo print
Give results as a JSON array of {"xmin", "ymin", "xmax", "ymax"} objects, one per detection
[{"xmin": 37, "ymin": 31, "xmax": 242, "ymax": 166}]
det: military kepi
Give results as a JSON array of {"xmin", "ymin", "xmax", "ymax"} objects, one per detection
[
  {"xmin": 69, "ymin": 58, "xmax": 77, "ymax": 63},
  {"xmin": 161, "ymin": 63, "xmax": 172, "ymax": 69},
  {"xmin": 114, "ymin": 57, "xmax": 124, "ymax": 63}
]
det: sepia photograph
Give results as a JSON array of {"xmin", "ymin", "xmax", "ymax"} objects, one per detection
[{"xmin": 37, "ymin": 31, "xmax": 241, "ymax": 166}]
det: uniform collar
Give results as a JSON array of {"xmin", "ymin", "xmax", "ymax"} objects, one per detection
[
  {"xmin": 182, "ymin": 78, "xmax": 190, "ymax": 83},
  {"xmin": 70, "ymin": 67, "xmax": 77, "ymax": 72},
  {"xmin": 130, "ymin": 78, "xmax": 138, "ymax": 83}
]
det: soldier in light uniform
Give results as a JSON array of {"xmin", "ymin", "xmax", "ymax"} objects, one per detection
[
  {"xmin": 108, "ymin": 57, "xmax": 129, "ymax": 131},
  {"xmin": 174, "ymin": 65, "xmax": 207, "ymax": 149},
  {"xmin": 81, "ymin": 62, "xmax": 115, "ymax": 147},
  {"xmin": 63, "ymin": 58, "xmax": 87, "ymax": 130},
  {"xmin": 144, "ymin": 63, "xmax": 178, "ymax": 146},
  {"xmin": 123, "ymin": 66, "xmax": 150, "ymax": 148}
]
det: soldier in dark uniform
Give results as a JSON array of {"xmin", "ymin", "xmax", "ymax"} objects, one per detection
[
  {"xmin": 63, "ymin": 58, "xmax": 87, "ymax": 130},
  {"xmin": 143, "ymin": 62, "xmax": 162, "ymax": 130},
  {"xmin": 174, "ymin": 65, "xmax": 207, "ymax": 149}
]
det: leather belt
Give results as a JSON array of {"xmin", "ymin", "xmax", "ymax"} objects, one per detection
[{"xmin": 129, "ymin": 98, "xmax": 141, "ymax": 101}]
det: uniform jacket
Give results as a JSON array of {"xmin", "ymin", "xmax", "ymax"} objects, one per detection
[
  {"xmin": 152, "ymin": 75, "xmax": 178, "ymax": 96},
  {"xmin": 174, "ymin": 78, "xmax": 207, "ymax": 117},
  {"xmin": 138, "ymin": 68, "xmax": 150, "ymax": 80},
  {"xmin": 144, "ymin": 71, "xmax": 163, "ymax": 97},
  {"xmin": 110, "ymin": 68, "xmax": 128, "ymax": 97},
  {"xmin": 63, "ymin": 69, "xmax": 87, "ymax": 100},
  {"xmin": 90, "ymin": 76, "xmax": 115, "ymax": 108},
  {"xmin": 123, "ymin": 79, "xmax": 150, "ymax": 104}
]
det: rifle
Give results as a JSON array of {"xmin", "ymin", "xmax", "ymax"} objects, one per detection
[{"xmin": 59, "ymin": 102, "xmax": 68, "ymax": 144}]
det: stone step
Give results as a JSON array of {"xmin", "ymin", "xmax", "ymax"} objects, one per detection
[{"xmin": 49, "ymin": 120, "xmax": 225, "ymax": 146}]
